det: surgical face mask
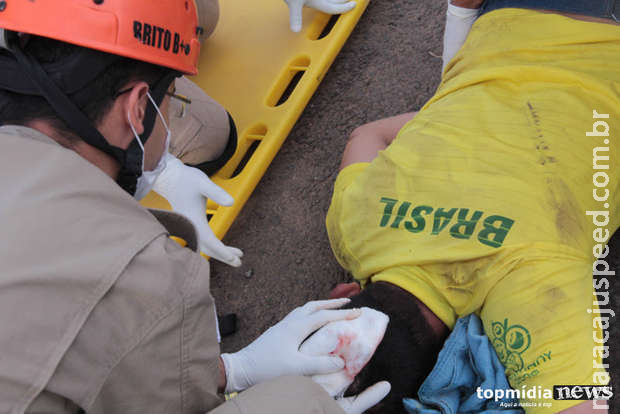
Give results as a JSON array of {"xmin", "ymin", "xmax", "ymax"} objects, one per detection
[
  {"xmin": 300, "ymin": 307, "xmax": 389, "ymax": 397},
  {"xmin": 128, "ymin": 92, "xmax": 171, "ymax": 200}
]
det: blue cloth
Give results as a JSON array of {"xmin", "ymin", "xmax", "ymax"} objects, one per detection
[
  {"xmin": 403, "ymin": 314, "xmax": 523, "ymax": 414},
  {"xmin": 479, "ymin": 0, "xmax": 619, "ymax": 21}
]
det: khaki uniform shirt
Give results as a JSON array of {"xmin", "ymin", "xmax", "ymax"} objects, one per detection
[{"xmin": 0, "ymin": 126, "xmax": 344, "ymax": 414}]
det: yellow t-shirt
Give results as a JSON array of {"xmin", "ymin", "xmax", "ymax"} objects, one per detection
[{"xmin": 326, "ymin": 9, "xmax": 618, "ymax": 413}]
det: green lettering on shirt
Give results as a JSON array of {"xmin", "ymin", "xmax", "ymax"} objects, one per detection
[
  {"xmin": 391, "ymin": 202, "xmax": 411, "ymax": 229},
  {"xmin": 450, "ymin": 208, "xmax": 484, "ymax": 239},
  {"xmin": 478, "ymin": 215, "xmax": 515, "ymax": 248},
  {"xmin": 431, "ymin": 208, "xmax": 458, "ymax": 235},
  {"xmin": 377, "ymin": 199, "xmax": 515, "ymax": 248},
  {"xmin": 379, "ymin": 197, "xmax": 398, "ymax": 227},
  {"xmin": 405, "ymin": 205, "xmax": 434, "ymax": 233}
]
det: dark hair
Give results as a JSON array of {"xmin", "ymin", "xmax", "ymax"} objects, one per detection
[
  {"xmin": 0, "ymin": 36, "xmax": 167, "ymax": 143},
  {"xmin": 342, "ymin": 282, "xmax": 448, "ymax": 413}
]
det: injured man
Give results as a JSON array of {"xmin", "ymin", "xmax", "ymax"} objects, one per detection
[{"xmin": 306, "ymin": 1, "xmax": 619, "ymax": 413}]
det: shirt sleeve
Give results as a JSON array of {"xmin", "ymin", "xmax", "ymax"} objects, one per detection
[
  {"xmin": 207, "ymin": 376, "xmax": 346, "ymax": 414},
  {"xmin": 326, "ymin": 162, "xmax": 370, "ymax": 274},
  {"xmin": 34, "ymin": 235, "xmax": 223, "ymax": 414}
]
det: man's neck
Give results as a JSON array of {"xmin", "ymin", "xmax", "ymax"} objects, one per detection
[
  {"xmin": 27, "ymin": 120, "xmax": 121, "ymax": 179},
  {"xmin": 370, "ymin": 282, "xmax": 449, "ymax": 340},
  {"xmin": 414, "ymin": 297, "xmax": 449, "ymax": 339}
]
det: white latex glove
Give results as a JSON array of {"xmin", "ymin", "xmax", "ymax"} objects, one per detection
[
  {"xmin": 220, "ymin": 298, "xmax": 362, "ymax": 393},
  {"xmin": 152, "ymin": 153, "xmax": 243, "ymax": 267},
  {"xmin": 300, "ymin": 307, "xmax": 389, "ymax": 397},
  {"xmin": 284, "ymin": 0, "xmax": 357, "ymax": 32},
  {"xmin": 336, "ymin": 381, "xmax": 391, "ymax": 414}
]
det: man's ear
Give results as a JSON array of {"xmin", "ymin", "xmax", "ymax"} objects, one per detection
[{"xmin": 121, "ymin": 82, "xmax": 150, "ymax": 146}]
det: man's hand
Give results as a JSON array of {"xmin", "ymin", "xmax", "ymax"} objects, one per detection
[
  {"xmin": 152, "ymin": 153, "xmax": 243, "ymax": 267},
  {"xmin": 220, "ymin": 299, "xmax": 361, "ymax": 392},
  {"xmin": 284, "ymin": 0, "xmax": 356, "ymax": 32},
  {"xmin": 336, "ymin": 381, "xmax": 391, "ymax": 414}
]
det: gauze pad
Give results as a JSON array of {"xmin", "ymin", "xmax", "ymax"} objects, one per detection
[{"xmin": 300, "ymin": 307, "xmax": 389, "ymax": 397}]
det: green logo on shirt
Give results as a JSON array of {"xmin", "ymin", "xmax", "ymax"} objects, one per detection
[
  {"xmin": 491, "ymin": 319, "xmax": 531, "ymax": 373},
  {"xmin": 490, "ymin": 319, "xmax": 553, "ymax": 386}
]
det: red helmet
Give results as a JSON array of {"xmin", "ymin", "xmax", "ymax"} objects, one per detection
[{"xmin": 0, "ymin": 0, "xmax": 201, "ymax": 75}]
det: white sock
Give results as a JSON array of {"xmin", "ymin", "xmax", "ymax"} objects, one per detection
[{"xmin": 442, "ymin": 2, "xmax": 480, "ymax": 72}]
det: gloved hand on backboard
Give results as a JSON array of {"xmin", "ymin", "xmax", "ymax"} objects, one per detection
[
  {"xmin": 152, "ymin": 153, "xmax": 243, "ymax": 267},
  {"xmin": 284, "ymin": 0, "xmax": 357, "ymax": 32}
]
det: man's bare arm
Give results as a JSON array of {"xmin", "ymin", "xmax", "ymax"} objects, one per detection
[{"xmin": 340, "ymin": 112, "xmax": 417, "ymax": 170}]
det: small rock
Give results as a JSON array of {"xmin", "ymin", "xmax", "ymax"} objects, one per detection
[{"xmin": 244, "ymin": 269, "xmax": 254, "ymax": 279}]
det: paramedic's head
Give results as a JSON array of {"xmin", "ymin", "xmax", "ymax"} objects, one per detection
[
  {"xmin": 0, "ymin": 0, "xmax": 202, "ymax": 197},
  {"xmin": 336, "ymin": 282, "xmax": 448, "ymax": 413}
]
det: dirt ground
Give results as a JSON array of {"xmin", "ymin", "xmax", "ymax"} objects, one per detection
[{"xmin": 211, "ymin": 0, "xmax": 618, "ymax": 410}]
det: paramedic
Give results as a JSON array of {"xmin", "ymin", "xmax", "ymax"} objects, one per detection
[{"xmin": 0, "ymin": 1, "xmax": 387, "ymax": 413}]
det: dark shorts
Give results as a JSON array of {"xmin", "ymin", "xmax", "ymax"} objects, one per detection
[{"xmin": 480, "ymin": 0, "xmax": 619, "ymax": 22}]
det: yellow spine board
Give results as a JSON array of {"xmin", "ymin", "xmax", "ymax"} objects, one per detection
[{"xmin": 142, "ymin": 0, "xmax": 369, "ymax": 248}]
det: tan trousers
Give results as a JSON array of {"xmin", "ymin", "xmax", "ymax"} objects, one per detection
[{"xmin": 169, "ymin": 0, "xmax": 231, "ymax": 168}]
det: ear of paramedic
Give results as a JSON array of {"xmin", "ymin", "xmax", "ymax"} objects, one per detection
[
  {"xmin": 66, "ymin": 80, "xmax": 172, "ymax": 185},
  {"xmin": 0, "ymin": 34, "xmax": 176, "ymax": 199}
]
